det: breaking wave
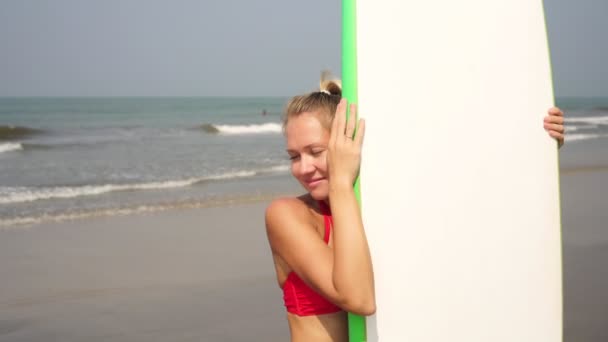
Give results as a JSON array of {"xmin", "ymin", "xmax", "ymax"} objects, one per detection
[
  {"xmin": 0, "ymin": 166, "xmax": 289, "ymax": 205},
  {"xmin": 0, "ymin": 142, "xmax": 23, "ymax": 153},
  {"xmin": 200, "ymin": 123, "xmax": 282, "ymax": 135}
]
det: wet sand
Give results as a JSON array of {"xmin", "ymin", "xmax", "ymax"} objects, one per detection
[
  {"xmin": 561, "ymin": 169, "xmax": 608, "ymax": 342},
  {"xmin": 0, "ymin": 202, "xmax": 290, "ymax": 341}
]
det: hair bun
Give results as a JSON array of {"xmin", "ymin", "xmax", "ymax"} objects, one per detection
[{"xmin": 319, "ymin": 70, "xmax": 342, "ymax": 97}]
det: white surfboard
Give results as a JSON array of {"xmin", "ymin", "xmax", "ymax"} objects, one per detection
[{"xmin": 349, "ymin": 1, "xmax": 563, "ymax": 341}]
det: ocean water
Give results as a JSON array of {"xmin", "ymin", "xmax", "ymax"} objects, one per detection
[
  {"xmin": 1, "ymin": 96, "xmax": 607, "ymax": 227},
  {"xmin": 553, "ymin": 97, "xmax": 608, "ymax": 170},
  {"xmin": 0, "ymin": 97, "xmax": 299, "ymax": 227}
]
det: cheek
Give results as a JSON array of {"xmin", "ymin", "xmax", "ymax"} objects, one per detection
[
  {"xmin": 290, "ymin": 161, "xmax": 300, "ymax": 177},
  {"xmin": 316, "ymin": 154, "xmax": 328, "ymax": 172}
]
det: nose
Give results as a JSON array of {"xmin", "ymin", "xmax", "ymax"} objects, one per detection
[{"xmin": 298, "ymin": 154, "xmax": 316, "ymax": 175}]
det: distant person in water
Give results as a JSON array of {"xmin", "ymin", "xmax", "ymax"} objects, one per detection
[
  {"xmin": 264, "ymin": 74, "xmax": 565, "ymax": 342},
  {"xmin": 262, "ymin": 109, "xmax": 268, "ymax": 116}
]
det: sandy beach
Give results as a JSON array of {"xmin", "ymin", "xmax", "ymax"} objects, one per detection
[
  {"xmin": 0, "ymin": 202, "xmax": 290, "ymax": 341},
  {"xmin": 561, "ymin": 168, "xmax": 608, "ymax": 342},
  {"xmin": 0, "ymin": 168, "xmax": 606, "ymax": 341}
]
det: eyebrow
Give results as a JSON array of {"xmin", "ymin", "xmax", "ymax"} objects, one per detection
[{"xmin": 286, "ymin": 144, "xmax": 326, "ymax": 154}]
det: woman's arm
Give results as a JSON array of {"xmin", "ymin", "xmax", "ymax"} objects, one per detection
[
  {"xmin": 327, "ymin": 184, "xmax": 375, "ymax": 314},
  {"xmin": 326, "ymin": 100, "xmax": 375, "ymax": 314}
]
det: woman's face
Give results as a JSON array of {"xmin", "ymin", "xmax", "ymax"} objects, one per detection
[{"xmin": 285, "ymin": 112, "xmax": 330, "ymax": 200}]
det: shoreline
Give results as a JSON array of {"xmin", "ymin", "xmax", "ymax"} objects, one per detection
[
  {"xmin": 560, "ymin": 165, "xmax": 608, "ymax": 175},
  {"xmin": 3, "ymin": 165, "xmax": 606, "ymax": 230},
  {"xmin": 0, "ymin": 190, "xmax": 300, "ymax": 229}
]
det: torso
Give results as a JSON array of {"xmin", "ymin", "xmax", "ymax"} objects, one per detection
[
  {"xmin": 271, "ymin": 194, "xmax": 349, "ymax": 342},
  {"xmin": 286, "ymin": 311, "xmax": 348, "ymax": 342}
]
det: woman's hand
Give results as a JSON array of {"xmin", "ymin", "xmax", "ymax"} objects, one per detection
[
  {"xmin": 544, "ymin": 107, "xmax": 565, "ymax": 148},
  {"xmin": 327, "ymin": 99, "xmax": 366, "ymax": 189}
]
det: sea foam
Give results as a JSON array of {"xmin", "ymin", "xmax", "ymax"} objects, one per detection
[
  {"xmin": 0, "ymin": 143, "xmax": 23, "ymax": 153},
  {"xmin": 206, "ymin": 123, "xmax": 282, "ymax": 135},
  {"xmin": 0, "ymin": 167, "xmax": 287, "ymax": 205},
  {"xmin": 565, "ymin": 133, "xmax": 607, "ymax": 142},
  {"xmin": 565, "ymin": 115, "xmax": 608, "ymax": 125}
]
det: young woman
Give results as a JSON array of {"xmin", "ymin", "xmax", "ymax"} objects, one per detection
[{"xmin": 265, "ymin": 79, "xmax": 565, "ymax": 342}]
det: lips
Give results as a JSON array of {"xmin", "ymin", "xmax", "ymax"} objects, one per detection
[{"xmin": 305, "ymin": 178, "xmax": 325, "ymax": 188}]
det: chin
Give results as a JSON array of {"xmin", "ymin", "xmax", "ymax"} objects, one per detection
[{"xmin": 308, "ymin": 186, "xmax": 329, "ymax": 201}]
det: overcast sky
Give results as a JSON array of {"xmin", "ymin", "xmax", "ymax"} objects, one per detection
[{"xmin": 0, "ymin": 0, "xmax": 605, "ymax": 97}]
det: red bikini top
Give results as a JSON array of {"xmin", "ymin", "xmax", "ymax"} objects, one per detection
[{"xmin": 282, "ymin": 201, "xmax": 342, "ymax": 316}]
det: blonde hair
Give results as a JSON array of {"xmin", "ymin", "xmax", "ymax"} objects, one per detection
[{"xmin": 283, "ymin": 70, "xmax": 342, "ymax": 131}]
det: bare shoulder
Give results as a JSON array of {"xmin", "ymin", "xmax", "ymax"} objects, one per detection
[
  {"xmin": 265, "ymin": 195, "xmax": 318, "ymax": 245},
  {"xmin": 265, "ymin": 195, "xmax": 314, "ymax": 228}
]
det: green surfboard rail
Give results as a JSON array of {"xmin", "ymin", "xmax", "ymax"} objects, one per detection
[{"xmin": 342, "ymin": 0, "xmax": 366, "ymax": 341}]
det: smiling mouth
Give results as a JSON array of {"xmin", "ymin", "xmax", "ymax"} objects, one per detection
[{"xmin": 306, "ymin": 178, "xmax": 325, "ymax": 187}]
